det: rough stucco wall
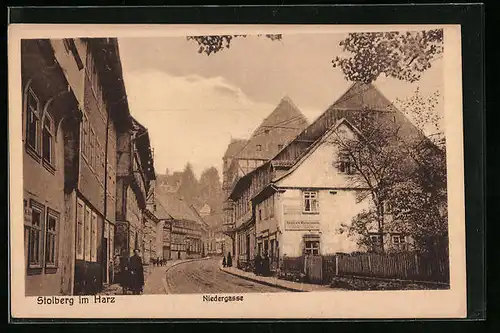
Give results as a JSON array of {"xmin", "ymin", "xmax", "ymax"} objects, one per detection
[{"xmin": 24, "ymin": 113, "xmax": 66, "ymax": 296}]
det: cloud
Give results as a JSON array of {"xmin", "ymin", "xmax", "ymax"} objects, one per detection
[{"xmin": 122, "ymin": 69, "xmax": 290, "ymax": 178}]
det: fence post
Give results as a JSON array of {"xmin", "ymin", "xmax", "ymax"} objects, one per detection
[
  {"xmin": 335, "ymin": 254, "xmax": 339, "ymax": 276},
  {"xmin": 367, "ymin": 254, "xmax": 372, "ymax": 273}
]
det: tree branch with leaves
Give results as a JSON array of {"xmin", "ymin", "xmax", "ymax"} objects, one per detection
[
  {"xmin": 186, "ymin": 34, "xmax": 282, "ymax": 56},
  {"xmin": 332, "ymin": 29, "xmax": 443, "ymax": 84}
]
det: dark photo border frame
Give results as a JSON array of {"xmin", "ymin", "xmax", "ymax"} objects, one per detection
[{"xmin": 7, "ymin": 4, "xmax": 485, "ymax": 324}]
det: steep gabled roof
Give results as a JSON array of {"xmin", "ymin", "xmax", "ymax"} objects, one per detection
[
  {"xmin": 272, "ymin": 118, "xmax": 363, "ymax": 184},
  {"xmin": 234, "ymin": 96, "xmax": 309, "ymax": 160},
  {"xmin": 326, "ymin": 82, "xmax": 426, "ymax": 144},
  {"xmin": 154, "ymin": 200, "xmax": 174, "ymax": 220},
  {"xmin": 227, "ymin": 82, "xmax": 434, "ymax": 201},
  {"xmin": 155, "ymin": 189, "xmax": 204, "ymax": 225},
  {"xmin": 223, "ymin": 139, "xmax": 248, "ymax": 159},
  {"xmin": 329, "ymin": 81, "xmax": 398, "ymax": 112}
]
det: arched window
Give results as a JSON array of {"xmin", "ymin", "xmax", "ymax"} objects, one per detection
[
  {"xmin": 25, "ymin": 88, "xmax": 41, "ymax": 153},
  {"xmin": 42, "ymin": 112, "xmax": 55, "ymax": 166}
]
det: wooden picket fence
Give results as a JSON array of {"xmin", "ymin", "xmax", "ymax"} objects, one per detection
[
  {"xmin": 334, "ymin": 252, "xmax": 450, "ymax": 283},
  {"xmin": 280, "ymin": 252, "xmax": 449, "ymax": 284}
]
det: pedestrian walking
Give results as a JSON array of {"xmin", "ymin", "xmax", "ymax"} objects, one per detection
[
  {"xmin": 227, "ymin": 252, "xmax": 232, "ymax": 267},
  {"xmin": 128, "ymin": 249, "xmax": 145, "ymax": 295},
  {"xmin": 222, "ymin": 255, "xmax": 226, "ymax": 268},
  {"xmin": 254, "ymin": 253, "xmax": 262, "ymax": 275},
  {"xmin": 116, "ymin": 255, "xmax": 130, "ymax": 295}
]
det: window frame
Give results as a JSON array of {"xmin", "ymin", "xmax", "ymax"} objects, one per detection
[
  {"xmin": 27, "ymin": 200, "xmax": 44, "ymax": 269},
  {"xmin": 42, "ymin": 112, "xmax": 56, "ymax": 171},
  {"xmin": 84, "ymin": 205, "xmax": 92, "ymax": 262},
  {"xmin": 90, "ymin": 212, "xmax": 98, "ymax": 262},
  {"xmin": 256, "ymin": 144, "xmax": 262, "ymax": 151},
  {"xmin": 391, "ymin": 234, "xmax": 407, "ymax": 250},
  {"xmin": 25, "ymin": 88, "xmax": 41, "ymax": 156},
  {"xmin": 45, "ymin": 209, "xmax": 59, "ymax": 268},
  {"xmin": 304, "ymin": 239, "xmax": 320, "ymax": 255},
  {"xmin": 369, "ymin": 233, "xmax": 384, "ymax": 253},
  {"xmin": 302, "ymin": 190, "xmax": 319, "ymax": 214},
  {"xmin": 338, "ymin": 153, "xmax": 355, "ymax": 175},
  {"xmin": 76, "ymin": 199, "xmax": 85, "ymax": 260},
  {"xmin": 81, "ymin": 112, "xmax": 89, "ymax": 160}
]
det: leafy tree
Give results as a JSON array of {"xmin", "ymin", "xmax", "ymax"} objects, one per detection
[
  {"xmin": 186, "ymin": 34, "xmax": 282, "ymax": 56},
  {"xmin": 197, "ymin": 166, "xmax": 223, "ymax": 214},
  {"xmin": 387, "ymin": 138, "xmax": 448, "ymax": 255},
  {"xmin": 332, "ymin": 29, "xmax": 443, "ymax": 84},
  {"xmin": 333, "ymin": 111, "xmax": 408, "ymax": 252},
  {"xmin": 335, "ymin": 107, "xmax": 447, "ymax": 254},
  {"xmin": 394, "ymin": 88, "xmax": 445, "ymax": 150},
  {"xmin": 177, "ymin": 163, "xmax": 199, "ymax": 205}
]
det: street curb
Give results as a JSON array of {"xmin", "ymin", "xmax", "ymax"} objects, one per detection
[
  {"xmin": 219, "ymin": 267, "xmax": 304, "ymax": 292},
  {"xmin": 161, "ymin": 257, "xmax": 211, "ymax": 294}
]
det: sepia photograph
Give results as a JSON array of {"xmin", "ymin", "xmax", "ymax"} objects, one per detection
[{"xmin": 9, "ymin": 24, "xmax": 466, "ymax": 319}]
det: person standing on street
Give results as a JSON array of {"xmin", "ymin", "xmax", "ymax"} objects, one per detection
[
  {"xmin": 227, "ymin": 252, "xmax": 232, "ymax": 267},
  {"xmin": 129, "ymin": 249, "xmax": 145, "ymax": 295},
  {"xmin": 222, "ymin": 255, "xmax": 227, "ymax": 268}
]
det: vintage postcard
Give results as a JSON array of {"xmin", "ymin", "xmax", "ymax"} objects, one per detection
[{"xmin": 9, "ymin": 24, "xmax": 466, "ymax": 319}]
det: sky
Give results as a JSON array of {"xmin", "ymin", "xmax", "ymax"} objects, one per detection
[{"xmin": 117, "ymin": 33, "xmax": 443, "ymax": 179}]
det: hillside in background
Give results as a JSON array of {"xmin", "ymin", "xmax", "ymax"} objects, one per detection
[{"xmin": 156, "ymin": 164, "xmax": 224, "ymax": 227}]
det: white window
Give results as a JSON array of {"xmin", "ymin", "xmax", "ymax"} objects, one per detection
[
  {"xmin": 84, "ymin": 206, "xmax": 91, "ymax": 261},
  {"xmin": 76, "ymin": 199, "xmax": 85, "ymax": 260},
  {"xmin": 26, "ymin": 200, "xmax": 44, "ymax": 267},
  {"xmin": 303, "ymin": 191, "xmax": 319, "ymax": 213},
  {"xmin": 42, "ymin": 113, "xmax": 55, "ymax": 166},
  {"xmin": 90, "ymin": 212, "xmax": 98, "ymax": 262},
  {"xmin": 26, "ymin": 88, "xmax": 41, "ymax": 153},
  {"xmin": 45, "ymin": 210, "xmax": 59, "ymax": 267},
  {"xmin": 392, "ymin": 234, "xmax": 407, "ymax": 250}
]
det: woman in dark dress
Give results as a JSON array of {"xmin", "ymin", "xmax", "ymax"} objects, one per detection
[{"xmin": 129, "ymin": 249, "xmax": 145, "ymax": 295}]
